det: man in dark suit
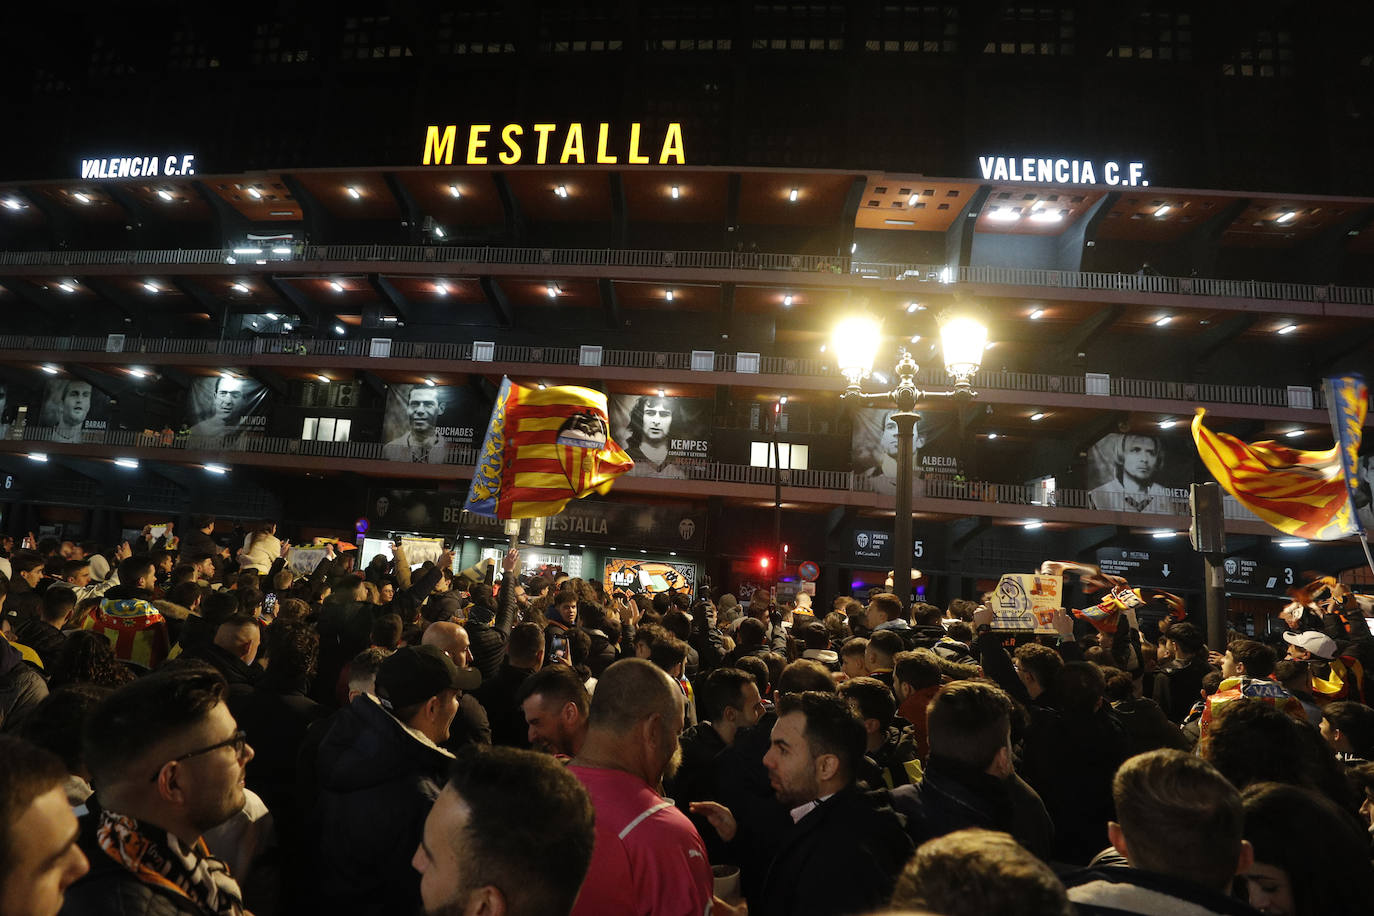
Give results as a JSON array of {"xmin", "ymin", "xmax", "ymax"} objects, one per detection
[{"xmin": 748, "ymin": 691, "xmax": 913, "ymax": 915}]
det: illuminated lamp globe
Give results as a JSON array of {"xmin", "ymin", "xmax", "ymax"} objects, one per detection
[
  {"xmin": 939, "ymin": 315, "xmax": 988, "ymax": 386},
  {"xmin": 832, "ymin": 317, "xmax": 881, "ymax": 387}
]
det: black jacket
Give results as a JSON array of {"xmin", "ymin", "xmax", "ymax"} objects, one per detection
[
  {"xmin": 312, "ymin": 694, "xmax": 454, "ymax": 916},
  {"xmin": 714, "ymin": 713, "xmax": 793, "ymax": 903},
  {"xmin": 0, "ymin": 636, "xmax": 47, "ymax": 731},
  {"xmin": 476, "ymin": 661, "xmax": 535, "ymax": 748},
  {"xmin": 756, "ymin": 785, "xmax": 913, "ymax": 916},
  {"xmin": 226, "ymin": 673, "xmax": 328, "ymax": 833},
  {"xmin": 890, "ymin": 754, "xmax": 1055, "ymax": 862},
  {"xmin": 181, "ymin": 642, "xmax": 261, "ymax": 689},
  {"xmin": 466, "ymin": 578, "xmax": 517, "ymax": 683},
  {"xmin": 314, "ymin": 596, "xmax": 374, "ymax": 706},
  {"xmin": 1111, "ymin": 696, "xmax": 1191, "ymax": 757},
  {"xmin": 12, "ymin": 613, "xmax": 66, "ymax": 670},
  {"xmin": 1152, "ymin": 654, "xmax": 1216, "ymax": 723},
  {"xmin": 59, "ymin": 804, "xmax": 219, "ymax": 916}
]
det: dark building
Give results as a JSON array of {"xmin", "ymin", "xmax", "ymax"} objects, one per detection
[{"xmin": 0, "ymin": 2, "xmax": 1370, "ymax": 627}]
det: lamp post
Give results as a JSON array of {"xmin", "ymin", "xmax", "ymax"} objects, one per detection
[{"xmin": 833, "ymin": 314, "xmax": 988, "ymax": 612}]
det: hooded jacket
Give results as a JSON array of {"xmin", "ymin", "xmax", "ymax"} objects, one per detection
[{"xmin": 312, "ymin": 694, "xmax": 454, "ymax": 916}]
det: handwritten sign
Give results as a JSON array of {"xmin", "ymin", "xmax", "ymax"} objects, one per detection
[{"xmin": 992, "ymin": 573, "xmax": 1062, "ymax": 633}]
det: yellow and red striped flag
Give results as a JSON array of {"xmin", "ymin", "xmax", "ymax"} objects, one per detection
[
  {"xmin": 464, "ymin": 378, "xmax": 635, "ymax": 520},
  {"xmin": 1191, "ymin": 377, "xmax": 1367, "ymax": 540}
]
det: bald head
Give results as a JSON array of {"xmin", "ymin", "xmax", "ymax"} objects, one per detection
[
  {"xmin": 588, "ymin": 658, "xmax": 682, "ymax": 735},
  {"xmin": 422, "ymin": 620, "xmax": 472, "ymax": 668}
]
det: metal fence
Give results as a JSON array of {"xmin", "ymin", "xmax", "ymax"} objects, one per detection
[
  {"xmin": 2, "ymin": 243, "xmax": 1372, "ymax": 306},
  {"xmin": 0, "ymin": 333, "xmax": 1328, "ymax": 411}
]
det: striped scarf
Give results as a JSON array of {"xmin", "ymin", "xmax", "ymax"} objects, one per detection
[{"xmin": 96, "ymin": 810, "xmax": 245, "ymax": 916}]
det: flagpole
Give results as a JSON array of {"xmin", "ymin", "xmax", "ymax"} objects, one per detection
[{"xmin": 1360, "ymin": 532, "xmax": 1374, "ymax": 581}]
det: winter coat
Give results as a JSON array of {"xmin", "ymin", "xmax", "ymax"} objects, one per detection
[{"xmin": 0, "ymin": 636, "xmax": 47, "ymax": 731}]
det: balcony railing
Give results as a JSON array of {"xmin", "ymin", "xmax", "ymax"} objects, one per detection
[
  {"xmin": 1, "ymin": 243, "xmax": 1371, "ymax": 307},
  {"xmin": 10, "ymin": 426, "xmax": 1266, "ymax": 525},
  {"xmin": 0, "ymin": 333, "xmax": 1327, "ymax": 411}
]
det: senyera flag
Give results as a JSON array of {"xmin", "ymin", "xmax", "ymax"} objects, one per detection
[
  {"xmin": 1190, "ymin": 375, "xmax": 1367, "ymax": 541},
  {"xmin": 464, "ymin": 378, "xmax": 635, "ymax": 520}
]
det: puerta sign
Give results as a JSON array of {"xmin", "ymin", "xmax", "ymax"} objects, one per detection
[
  {"xmin": 1223, "ymin": 556, "xmax": 1296, "ymax": 594},
  {"xmin": 367, "ymin": 489, "xmax": 706, "ymax": 552},
  {"xmin": 851, "ymin": 528, "xmax": 937, "ymax": 566}
]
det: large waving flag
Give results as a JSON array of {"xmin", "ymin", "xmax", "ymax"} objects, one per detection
[
  {"xmin": 1191, "ymin": 375, "xmax": 1367, "ymax": 540},
  {"xmin": 464, "ymin": 378, "xmax": 635, "ymax": 520}
]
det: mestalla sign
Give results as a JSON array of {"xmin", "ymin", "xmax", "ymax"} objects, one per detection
[
  {"xmin": 422, "ymin": 122, "xmax": 686, "ymax": 166},
  {"xmin": 977, "ymin": 155, "xmax": 1148, "ymax": 187}
]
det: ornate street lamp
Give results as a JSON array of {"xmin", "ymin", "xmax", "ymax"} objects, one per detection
[{"xmin": 834, "ymin": 312, "xmax": 988, "ymax": 611}]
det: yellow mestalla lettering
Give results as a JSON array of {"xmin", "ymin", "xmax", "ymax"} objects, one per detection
[
  {"xmin": 467, "ymin": 124, "xmax": 492, "ymax": 165},
  {"xmin": 423, "ymin": 125, "xmax": 457, "ymax": 165},
  {"xmin": 532, "ymin": 124, "xmax": 557, "ymax": 164},
  {"xmin": 499, "ymin": 124, "xmax": 524, "ymax": 164},
  {"xmin": 659, "ymin": 122, "xmax": 685, "ymax": 165},
  {"xmin": 627, "ymin": 123, "xmax": 650, "ymax": 164},
  {"xmin": 596, "ymin": 123, "xmax": 617, "ymax": 164},
  {"xmin": 561, "ymin": 123, "xmax": 585, "ymax": 164}
]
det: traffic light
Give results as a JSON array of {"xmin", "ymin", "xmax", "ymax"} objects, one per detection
[{"xmin": 759, "ymin": 556, "xmax": 771, "ymax": 571}]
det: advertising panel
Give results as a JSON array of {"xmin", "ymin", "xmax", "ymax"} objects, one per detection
[
  {"xmin": 37, "ymin": 378, "xmax": 111, "ymax": 443},
  {"xmin": 608, "ymin": 394, "xmax": 711, "ymax": 479},
  {"xmin": 382, "ymin": 384, "xmax": 489, "ymax": 463},
  {"xmin": 1083, "ymin": 432, "xmax": 1191, "ymax": 513},
  {"xmin": 184, "ymin": 376, "xmax": 270, "ymax": 439},
  {"xmin": 604, "ymin": 557, "xmax": 697, "ymax": 597}
]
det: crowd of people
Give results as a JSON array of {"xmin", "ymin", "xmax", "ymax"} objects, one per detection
[{"xmin": 3, "ymin": 516, "xmax": 1374, "ymax": 916}]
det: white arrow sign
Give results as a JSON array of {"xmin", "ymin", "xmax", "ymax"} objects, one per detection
[{"xmin": 1162, "ymin": 563, "xmax": 1171, "ymax": 577}]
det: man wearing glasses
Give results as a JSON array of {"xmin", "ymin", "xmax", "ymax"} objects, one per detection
[{"xmin": 59, "ymin": 665, "xmax": 255, "ymax": 916}]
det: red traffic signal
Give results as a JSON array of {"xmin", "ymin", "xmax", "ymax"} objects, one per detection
[{"xmin": 759, "ymin": 556, "xmax": 771, "ymax": 570}]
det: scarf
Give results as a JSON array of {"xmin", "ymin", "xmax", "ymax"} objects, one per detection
[{"xmin": 96, "ymin": 809, "xmax": 245, "ymax": 916}]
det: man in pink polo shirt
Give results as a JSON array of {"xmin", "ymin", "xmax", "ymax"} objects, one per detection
[{"xmin": 569, "ymin": 657, "xmax": 729, "ymax": 916}]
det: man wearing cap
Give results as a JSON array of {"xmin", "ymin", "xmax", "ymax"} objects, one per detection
[
  {"xmin": 313, "ymin": 644, "xmax": 481, "ymax": 916},
  {"xmin": 1285, "ymin": 630, "xmax": 1366, "ymax": 704}
]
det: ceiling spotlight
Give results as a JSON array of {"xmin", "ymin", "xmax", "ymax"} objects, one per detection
[
  {"xmin": 316, "ymin": 374, "xmax": 330, "ymax": 384},
  {"xmin": 330, "ymin": 281, "xmax": 344, "ymax": 292},
  {"xmin": 73, "ymin": 192, "xmax": 92, "ymax": 204},
  {"xmin": 283, "ymin": 322, "xmax": 293, "ymax": 330},
  {"xmin": 448, "ymin": 184, "xmax": 461, "ymax": 198},
  {"xmin": 41, "ymin": 364, "xmax": 58, "ymax": 375},
  {"xmin": 546, "ymin": 284, "xmax": 558, "ymax": 298},
  {"xmin": 909, "ymin": 335, "xmax": 921, "ymax": 344},
  {"xmin": 27, "ymin": 453, "xmax": 48, "ymax": 462},
  {"xmin": 1154, "ymin": 315, "xmax": 1171, "ymax": 327},
  {"xmin": 271, "ymin": 246, "xmax": 291, "ymax": 255},
  {"xmin": 851, "ymin": 242, "xmax": 857, "ymax": 253},
  {"xmin": 1153, "ymin": 530, "xmax": 1177, "ymax": 539},
  {"xmin": 789, "ymin": 188, "xmax": 799, "ymax": 202},
  {"xmin": 2, "ymin": 199, "xmax": 21, "ymax": 210},
  {"xmin": 1029, "ymin": 209, "xmax": 1063, "ymax": 223},
  {"xmin": 114, "ymin": 458, "xmax": 139, "ymax": 469},
  {"xmin": 247, "ymin": 188, "xmax": 262, "ymax": 200},
  {"xmin": 819, "ymin": 344, "xmax": 827, "ymax": 353},
  {"xmin": 783, "ymin": 294, "xmax": 793, "ymax": 307},
  {"xmin": 1278, "ymin": 538, "xmax": 1307, "ymax": 548},
  {"xmin": 1030, "ymin": 412, "xmax": 1045, "ymax": 421},
  {"xmin": 1029, "ymin": 308, "xmax": 1044, "ymax": 319},
  {"xmin": 1023, "ymin": 520, "xmax": 1043, "ymax": 530},
  {"xmin": 436, "ymin": 283, "xmax": 449, "ymax": 296},
  {"xmin": 907, "ymin": 193, "xmax": 919, "ymax": 206},
  {"xmin": 265, "ymin": 312, "xmax": 279, "ymax": 320},
  {"xmin": 231, "ymin": 283, "xmax": 249, "ymax": 293},
  {"xmin": 987, "ymin": 432, "xmax": 999, "ymax": 440},
  {"xmin": 555, "ymin": 185, "xmax": 568, "ymax": 198},
  {"xmin": 671, "ymin": 185, "xmax": 680, "ymax": 199},
  {"xmin": 665, "ymin": 290, "xmax": 674, "ymax": 301},
  {"xmin": 905, "ymin": 302, "xmax": 919, "ymax": 313},
  {"xmin": 424, "ymin": 378, "xmax": 436, "ymax": 387},
  {"xmin": 57, "ymin": 282, "xmax": 75, "ymax": 293},
  {"xmin": 232, "ymin": 248, "xmax": 262, "ymax": 255},
  {"xmin": 204, "ymin": 463, "xmax": 228, "ymax": 474},
  {"xmin": 143, "ymin": 282, "xmax": 159, "ymax": 293},
  {"xmin": 347, "ymin": 186, "xmax": 360, "ymax": 199},
  {"xmin": 128, "ymin": 368, "xmax": 147, "ymax": 378},
  {"xmin": 333, "ymin": 324, "xmax": 346, "ymax": 335},
  {"xmin": 987, "ymin": 207, "xmax": 1021, "ymax": 222},
  {"xmin": 1154, "ymin": 204, "xmax": 1171, "ymax": 217},
  {"xmin": 157, "ymin": 189, "xmax": 173, "ymax": 202},
  {"xmin": 1285, "ymin": 429, "xmax": 1304, "ymax": 438},
  {"xmin": 1278, "ymin": 324, "xmax": 1297, "ymax": 335},
  {"xmin": 537, "ymin": 382, "xmax": 547, "ymax": 390},
  {"xmin": 432, "ymin": 225, "xmax": 445, "ymax": 239},
  {"xmin": 1276, "ymin": 211, "xmax": 1297, "ymax": 224},
  {"xmin": 657, "ymin": 388, "xmax": 666, "ymax": 397},
  {"xmin": 1158, "ymin": 418, "xmax": 1177, "ymax": 429}
]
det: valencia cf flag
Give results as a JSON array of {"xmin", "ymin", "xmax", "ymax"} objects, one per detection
[
  {"xmin": 463, "ymin": 378, "xmax": 635, "ymax": 520},
  {"xmin": 1191, "ymin": 375, "xmax": 1367, "ymax": 540}
]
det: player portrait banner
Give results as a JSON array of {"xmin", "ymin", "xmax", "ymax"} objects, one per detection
[
  {"xmin": 1083, "ymin": 431, "xmax": 1191, "ymax": 513},
  {"xmin": 184, "ymin": 376, "xmax": 270, "ymax": 439},
  {"xmin": 604, "ymin": 557, "xmax": 697, "ymax": 597},
  {"xmin": 464, "ymin": 377, "xmax": 635, "ymax": 520},
  {"xmin": 850, "ymin": 407, "xmax": 920, "ymax": 497},
  {"xmin": 608, "ymin": 394, "xmax": 711, "ymax": 479},
  {"xmin": 37, "ymin": 378, "xmax": 111, "ymax": 444},
  {"xmin": 382, "ymin": 383, "xmax": 491, "ymax": 463}
]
